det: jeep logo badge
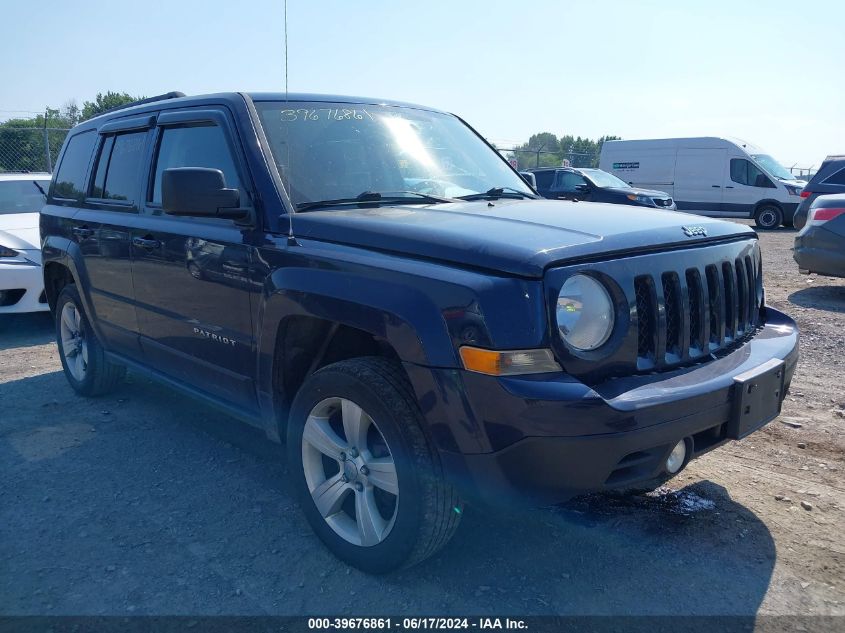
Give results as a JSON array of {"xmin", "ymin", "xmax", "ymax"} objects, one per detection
[{"xmin": 682, "ymin": 225, "xmax": 708, "ymax": 237}]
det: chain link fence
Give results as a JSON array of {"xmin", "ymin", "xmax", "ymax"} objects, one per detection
[
  {"xmin": 501, "ymin": 149, "xmax": 600, "ymax": 171},
  {"xmin": 0, "ymin": 126, "xmax": 70, "ymax": 174}
]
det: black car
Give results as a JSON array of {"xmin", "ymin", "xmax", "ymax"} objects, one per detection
[
  {"xmin": 794, "ymin": 193, "xmax": 845, "ymax": 277},
  {"xmin": 529, "ymin": 166, "xmax": 676, "ymax": 210},
  {"xmin": 41, "ymin": 91, "xmax": 798, "ymax": 573},
  {"xmin": 793, "ymin": 155, "xmax": 845, "ymax": 230}
]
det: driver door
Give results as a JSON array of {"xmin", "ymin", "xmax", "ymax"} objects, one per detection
[{"xmin": 550, "ymin": 171, "xmax": 592, "ymax": 201}]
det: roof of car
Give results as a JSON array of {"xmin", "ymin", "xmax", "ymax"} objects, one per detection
[
  {"xmin": 0, "ymin": 172, "xmax": 51, "ymax": 181},
  {"xmin": 77, "ymin": 91, "xmax": 448, "ymax": 129}
]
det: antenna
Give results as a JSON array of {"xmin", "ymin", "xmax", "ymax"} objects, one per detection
[{"xmin": 283, "ymin": 0, "xmax": 296, "ymax": 243}]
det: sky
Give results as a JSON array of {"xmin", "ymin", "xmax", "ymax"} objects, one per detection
[{"xmin": 2, "ymin": 0, "xmax": 843, "ymax": 170}]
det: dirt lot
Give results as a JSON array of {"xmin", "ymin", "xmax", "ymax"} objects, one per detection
[{"xmin": 1, "ymin": 225, "xmax": 843, "ymax": 617}]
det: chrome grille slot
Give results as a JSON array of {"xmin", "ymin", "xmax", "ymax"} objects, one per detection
[
  {"xmin": 661, "ymin": 272, "xmax": 681, "ymax": 359},
  {"xmin": 635, "ymin": 275, "xmax": 657, "ymax": 367}
]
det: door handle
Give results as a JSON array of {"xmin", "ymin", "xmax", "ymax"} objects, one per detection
[
  {"xmin": 711, "ymin": 185, "xmax": 721, "ymax": 188},
  {"xmin": 725, "ymin": 186, "xmax": 734, "ymax": 189},
  {"xmin": 132, "ymin": 236, "xmax": 161, "ymax": 251},
  {"xmin": 72, "ymin": 226, "xmax": 93, "ymax": 238}
]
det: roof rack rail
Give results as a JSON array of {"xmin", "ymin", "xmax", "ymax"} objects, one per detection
[{"xmin": 97, "ymin": 91, "xmax": 186, "ymax": 117}]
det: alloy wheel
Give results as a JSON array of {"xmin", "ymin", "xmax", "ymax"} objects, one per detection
[
  {"xmin": 60, "ymin": 302, "xmax": 88, "ymax": 381},
  {"xmin": 301, "ymin": 397, "xmax": 399, "ymax": 547}
]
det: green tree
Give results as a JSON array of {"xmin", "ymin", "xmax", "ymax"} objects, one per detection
[{"xmin": 81, "ymin": 91, "xmax": 143, "ymax": 121}]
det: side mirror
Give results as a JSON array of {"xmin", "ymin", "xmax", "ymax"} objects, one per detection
[
  {"xmin": 754, "ymin": 173, "xmax": 773, "ymax": 188},
  {"xmin": 162, "ymin": 168, "xmax": 247, "ymax": 220},
  {"xmin": 574, "ymin": 183, "xmax": 591, "ymax": 193}
]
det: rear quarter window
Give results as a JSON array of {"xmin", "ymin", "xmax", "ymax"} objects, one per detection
[{"xmin": 51, "ymin": 131, "xmax": 97, "ymax": 202}]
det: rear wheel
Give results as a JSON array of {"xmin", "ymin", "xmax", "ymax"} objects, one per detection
[
  {"xmin": 55, "ymin": 284, "xmax": 125, "ymax": 396},
  {"xmin": 754, "ymin": 205, "xmax": 783, "ymax": 230},
  {"xmin": 288, "ymin": 357, "xmax": 462, "ymax": 573}
]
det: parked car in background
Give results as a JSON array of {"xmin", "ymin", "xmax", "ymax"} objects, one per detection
[
  {"xmin": 793, "ymin": 155, "xmax": 845, "ymax": 230},
  {"xmin": 41, "ymin": 91, "xmax": 798, "ymax": 573},
  {"xmin": 0, "ymin": 172, "xmax": 51, "ymax": 320},
  {"xmin": 599, "ymin": 137, "xmax": 806, "ymax": 229},
  {"xmin": 794, "ymin": 193, "xmax": 845, "ymax": 278},
  {"xmin": 528, "ymin": 167, "xmax": 675, "ymax": 210}
]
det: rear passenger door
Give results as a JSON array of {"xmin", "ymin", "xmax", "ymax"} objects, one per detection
[
  {"xmin": 53, "ymin": 118, "xmax": 153, "ymax": 358},
  {"xmin": 131, "ymin": 108, "xmax": 258, "ymax": 411}
]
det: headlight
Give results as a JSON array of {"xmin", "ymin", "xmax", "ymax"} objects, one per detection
[
  {"xmin": 626, "ymin": 193, "xmax": 653, "ymax": 205},
  {"xmin": 0, "ymin": 244, "xmax": 20, "ymax": 258},
  {"xmin": 557, "ymin": 274, "xmax": 615, "ymax": 351},
  {"xmin": 785, "ymin": 185, "xmax": 802, "ymax": 197}
]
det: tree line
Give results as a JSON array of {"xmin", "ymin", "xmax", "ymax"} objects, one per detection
[
  {"xmin": 0, "ymin": 92, "xmax": 141, "ymax": 173},
  {"xmin": 506, "ymin": 132, "xmax": 621, "ymax": 170}
]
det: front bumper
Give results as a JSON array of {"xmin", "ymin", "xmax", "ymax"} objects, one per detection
[
  {"xmin": 794, "ymin": 227, "xmax": 845, "ymax": 278},
  {"xmin": 0, "ymin": 257, "xmax": 47, "ymax": 314},
  {"xmin": 410, "ymin": 307, "xmax": 798, "ymax": 505}
]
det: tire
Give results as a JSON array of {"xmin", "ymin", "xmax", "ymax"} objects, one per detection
[
  {"xmin": 287, "ymin": 357, "xmax": 462, "ymax": 573},
  {"xmin": 55, "ymin": 284, "xmax": 126, "ymax": 397},
  {"xmin": 754, "ymin": 205, "xmax": 783, "ymax": 230}
]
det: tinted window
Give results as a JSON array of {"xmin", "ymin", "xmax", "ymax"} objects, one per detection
[
  {"xmin": 52, "ymin": 131, "xmax": 96, "ymax": 201},
  {"xmin": 533, "ymin": 171, "xmax": 554, "ymax": 189},
  {"xmin": 0, "ymin": 180, "xmax": 50, "ymax": 215},
  {"xmin": 151, "ymin": 124, "xmax": 242, "ymax": 205},
  {"xmin": 823, "ymin": 167, "xmax": 845, "ymax": 186},
  {"xmin": 730, "ymin": 158, "xmax": 774, "ymax": 188},
  {"xmin": 90, "ymin": 132, "xmax": 147, "ymax": 203},
  {"xmin": 552, "ymin": 171, "xmax": 587, "ymax": 192}
]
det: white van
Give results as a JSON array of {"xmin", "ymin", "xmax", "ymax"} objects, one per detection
[{"xmin": 599, "ymin": 137, "xmax": 806, "ymax": 229}]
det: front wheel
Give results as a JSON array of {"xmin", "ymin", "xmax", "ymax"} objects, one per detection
[
  {"xmin": 55, "ymin": 284, "xmax": 125, "ymax": 396},
  {"xmin": 754, "ymin": 205, "xmax": 783, "ymax": 230},
  {"xmin": 287, "ymin": 357, "xmax": 462, "ymax": 573}
]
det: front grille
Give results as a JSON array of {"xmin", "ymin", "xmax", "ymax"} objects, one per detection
[{"xmin": 635, "ymin": 254, "xmax": 761, "ymax": 367}]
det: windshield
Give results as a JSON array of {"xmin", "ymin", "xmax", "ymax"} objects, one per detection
[
  {"xmin": 751, "ymin": 154, "xmax": 793, "ymax": 181},
  {"xmin": 0, "ymin": 180, "xmax": 50, "ymax": 215},
  {"xmin": 578, "ymin": 169, "xmax": 631, "ymax": 189},
  {"xmin": 255, "ymin": 102, "xmax": 533, "ymax": 207}
]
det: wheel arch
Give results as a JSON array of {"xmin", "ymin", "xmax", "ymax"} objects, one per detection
[{"xmin": 255, "ymin": 269, "xmax": 459, "ymax": 442}]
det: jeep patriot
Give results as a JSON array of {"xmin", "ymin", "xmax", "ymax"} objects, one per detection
[{"xmin": 40, "ymin": 92, "xmax": 799, "ymax": 572}]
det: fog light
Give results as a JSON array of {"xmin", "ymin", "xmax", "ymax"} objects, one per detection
[{"xmin": 666, "ymin": 440, "xmax": 687, "ymax": 474}]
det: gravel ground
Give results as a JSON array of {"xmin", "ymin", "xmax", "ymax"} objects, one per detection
[{"xmin": 0, "ymin": 225, "xmax": 843, "ymax": 617}]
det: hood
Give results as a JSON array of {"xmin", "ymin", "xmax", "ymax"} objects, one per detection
[
  {"xmin": 603, "ymin": 186, "xmax": 672, "ymax": 198},
  {"xmin": 291, "ymin": 199, "xmax": 754, "ymax": 278},
  {"xmin": 781, "ymin": 178, "xmax": 807, "ymax": 188},
  {"xmin": 0, "ymin": 212, "xmax": 40, "ymax": 250}
]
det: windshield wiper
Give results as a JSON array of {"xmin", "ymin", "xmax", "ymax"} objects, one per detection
[
  {"xmin": 296, "ymin": 190, "xmax": 457, "ymax": 212},
  {"xmin": 32, "ymin": 181, "xmax": 47, "ymax": 197},
  {"xmin": 456, "ymin": 187, "xmax": 537, "ymax": 201}
]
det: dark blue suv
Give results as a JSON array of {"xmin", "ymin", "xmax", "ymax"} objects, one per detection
[{"xmin": 41, "ymin": 92, "xmax": 799, "ymax": 572}]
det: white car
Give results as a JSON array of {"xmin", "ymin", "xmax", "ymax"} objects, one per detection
[{"xmin": 0, "ymin": 172, "xmax": 52, "ymax": 316}]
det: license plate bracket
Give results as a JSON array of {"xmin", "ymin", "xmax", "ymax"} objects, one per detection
[{"xmin": 728, "ymin": 358, "xmax": 786, "ymax": 440}]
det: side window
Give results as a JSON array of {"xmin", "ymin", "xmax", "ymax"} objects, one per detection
[
  {"xmin": 51, "ymin": 131, "xmax": 97, "ymax": 202},
  {"xmin": 552, "ymin": 171, "xmax": 587, "ymax": 192},
  {"xmin": 533, "ymin": 171, "xmax": 554, "ymax": 190},
  {"xmin": 89, "ymin": 131, "xmax": 147, "ymax": 204},
  {"xmin": 150, "ymin": 123, "xmax": 242, "ymax": 205},
  {"xmin": 730, "ymin": 158, "xmax": 774, "ymax": 188},
  {"xmin": 822, "ymin": 167, "xmax": 845, "ymax": 186}
]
